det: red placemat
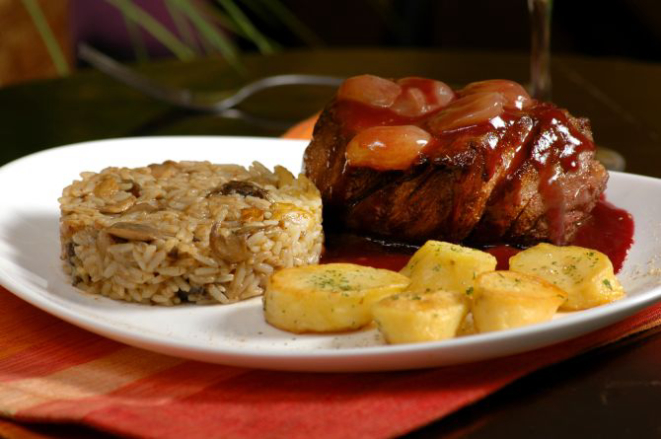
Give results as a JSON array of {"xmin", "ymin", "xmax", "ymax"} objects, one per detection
[{"xmin": 1, "ymin": 288, "xmax": 660, "ymax": 439}]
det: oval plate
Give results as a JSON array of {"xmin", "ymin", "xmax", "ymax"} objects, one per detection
[{"xmin": 0, "ymin": 136, "xmax": 660, "ymax": 372}]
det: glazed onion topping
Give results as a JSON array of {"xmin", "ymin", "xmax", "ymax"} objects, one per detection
[
  {"xmin": 337, "ymin": 75, "xmax": 455, "ymax": 118},
  {"xmin": 346, "ymin": 125, "xmax": 431, "ymax": 171},
  {"xmin": 428, "ymin": 92, "xmax": 505, "ymax": 133},
  {"xmin": 337, "ymin": 74, "xmax": 402, "ymax": 108},
  {"xmin": 390, "ymin": 77, "xmax": 455, "ymax": 117},
  {"xmin": 336, "ymin": 76, "xmax": 538, "ymax": 169},
  {"xmin": 460, "ymin": 79, "xmax": 532, "ymax": 110}
]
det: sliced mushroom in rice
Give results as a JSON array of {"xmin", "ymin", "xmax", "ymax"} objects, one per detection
[
  {"xmin": 177, "ymin": 286, "xmax": 208, "ymax": 303},
  {"xmin": 210, "ymin": 180, "xmax": 267, "ymax": 199},
  {"xmin": 124, "ymin": 202, "xmax": 159, "ymax": 215},
  {"xmin": 93, "ymin": 176, "xmax": 120, "ymax": 199},
  {"xmin": 99, "ymin": 196, "xmax": 137, "ymax": 214},
  {"xmin": 123, "ymin": 180, "xmax": 141, "ymax": 198},
  {"xmin": 106, "ymin": 222, "xmax": 164, "ymax": 242},
  {"xmin": 209, "ymin": 222, "xmax": 251, "ymax": 263}
]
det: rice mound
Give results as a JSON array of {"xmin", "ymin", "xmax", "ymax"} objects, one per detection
[{"xmin": 59, "ymin": 160, "xmax": 323, "ymax": 305}]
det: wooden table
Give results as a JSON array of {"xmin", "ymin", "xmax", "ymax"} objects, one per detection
[{"xmin": 1, "ymin": 49, "xmax": 661, "ymax": 438}]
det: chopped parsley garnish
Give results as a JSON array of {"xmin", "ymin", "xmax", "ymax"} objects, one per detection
[{"xmin": 309, "ymin": 270, "xmax": 353, "ymax": 292}]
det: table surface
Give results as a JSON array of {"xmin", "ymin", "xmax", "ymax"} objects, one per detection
[{"xmin": 2, "ymin": 48, "xmax": 661, "ymax": 438}]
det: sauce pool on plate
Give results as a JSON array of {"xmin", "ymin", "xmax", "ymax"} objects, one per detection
[{"xmin": 322, "ymin": 199, "xmax": 634, "ymax": 274}]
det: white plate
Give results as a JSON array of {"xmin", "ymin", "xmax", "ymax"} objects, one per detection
[{"xmin": 1, "ymin": 136, "xmax": 660, "ymax": 372}]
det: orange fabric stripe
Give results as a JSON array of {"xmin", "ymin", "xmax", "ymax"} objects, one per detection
[
  {"xmin": 20, "ymin": 362, "xmax": 249, "ymax": 421},
  {"xmin": 281, "ymin": 113, "xmax": 319, "ymax": 140},
  {"xmin": 0, "ymin": 290, "xmax": 69, "ymax": 359},
  {"xmin": 0, "ymin": 290, "xmax": 122, "ymax": 383},
  {"xmin": 0, "ymin": 336, "xmax": 122, "ymax": 384},
  {"xmin": 0, "ymin": 347, "xmax": 182, "ymax": 416}
]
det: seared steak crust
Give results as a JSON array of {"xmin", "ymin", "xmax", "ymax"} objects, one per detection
[{"xmin": 304, "ymin": 86, "xmax": 608, "ymax": 246}]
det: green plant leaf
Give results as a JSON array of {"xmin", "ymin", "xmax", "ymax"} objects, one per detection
[
  {"xmin": 168, "ymin": 0, "xmax": 244, "ymax": 72},
  {"xmin": 165, "ymin": 0, "xmax": 202, "ymax": 55},
  {"xmin": 121, "ymin": 1, "xmax": 150, "ymax": 62},
  {"xmin": 188, "ymin": 0, "xmax": 246, "ymax": 38},
  {"xmin": 103, "ymin": 0, "xmax": 196, "ymax": 61},
  {"xmin": 215, "ymin": 0, "xmax": 277, "ymax": 54},
  {"xmin": 21, "ymin": 0, "xmax": 70, "ymax": 75},
  {"xmin": 193, "ymin": 0, "xmax": 280, "ymax": 51}
]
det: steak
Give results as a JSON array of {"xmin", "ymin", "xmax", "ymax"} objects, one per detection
[{"xmin": 303, "ymin": 75, "xmax": 608, "ymax": 246}]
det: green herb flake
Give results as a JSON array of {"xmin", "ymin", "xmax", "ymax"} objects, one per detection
[
  {"xmin": 603, "ymin": 279, "xmax": 613, "ymax": 290},
  {"xmin": 465, "ymin": 286, "xmax": 474, "ymax": 295},
  {"xmin": 310, "ymin": 270, "xmax": 354, "ymax": 292}
]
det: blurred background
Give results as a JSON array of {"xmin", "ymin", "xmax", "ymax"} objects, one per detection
[{"xmin": 2, "ymin": 0, "xmax": 660, "ymax": 87}]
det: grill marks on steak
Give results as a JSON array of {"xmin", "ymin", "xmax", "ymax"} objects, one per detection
[
  {"xmin": 342, "ymin": 116, "xmax": 535, "ymax": 243},
  {"xmin": 303, "ymin": 89, "xmax": 608, "ymax": 246}
]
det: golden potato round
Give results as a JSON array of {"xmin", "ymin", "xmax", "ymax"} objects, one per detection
[
  {"xmin": 509, "ymin": 243, "xmax": 624, "ymax": 310},
  {"xmin": 264, "ymin": 263, "xmax": 409, "ymax": 333},
  {"xmin": 401, "ymin": 240, "xmax": 496, "ymax": 295},
  {"xmin": 372, "ymin": 290, "xmax": 470, "ymax": 344},
  {"xmin": 472, "ymin": 270, "xmax": 568, "ymax": 333}
]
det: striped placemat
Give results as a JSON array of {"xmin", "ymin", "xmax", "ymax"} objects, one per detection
[{"xmin": 1, "ymin": 287, "xmax": 660, "ymax": 439}]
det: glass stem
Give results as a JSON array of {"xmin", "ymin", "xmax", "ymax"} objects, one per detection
[{"xmin": 528, "ymin": 0, "xmax": 552, "ymax": 101}]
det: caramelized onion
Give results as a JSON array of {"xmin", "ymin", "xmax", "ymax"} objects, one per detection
[
  {"xmin": 390, "ymin": 77, "xmax": 455, "ymax": 117},
  {"xmin": 461, "ymin": 79, "xmax": 532, "ymax": 110},
  {"xmin": 428, "ymin": 92, "xmax": 505, "ymax": 133},
  {"xmin": 346, "ymin": 125, "xmax": 431, "ymax": 171},
  {"xmin": 337, "ymin": 75, "xmax": 402, "ymax": 108}
]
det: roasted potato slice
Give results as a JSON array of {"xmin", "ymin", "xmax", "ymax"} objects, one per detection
[
  {"xmin": 372, "ymin": 290, "xmax": 470, "ymax": 344},
  {"xmin": 472, "ymin": 271, "xmax": 568, "ymax": 333},
  {"xmin": 264, "ymin": 263, "xmax": 409, "ymax": 333},
  {"xmin": 509, "ymin": 243, "xmax": 624, "ymax": 310},
  {"xmin": 401, "ymin": 241, "xmax": 497, "ymax": 295}
]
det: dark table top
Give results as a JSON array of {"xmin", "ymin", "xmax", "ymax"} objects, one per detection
[{"xmin": 2, "ymin": 48, "xmax": 661, "ymax": 438}]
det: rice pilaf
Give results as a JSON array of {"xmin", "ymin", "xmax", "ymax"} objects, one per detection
[{"xmin": 59, "ymin": 161, "xmax": 323, "ymax": 305}]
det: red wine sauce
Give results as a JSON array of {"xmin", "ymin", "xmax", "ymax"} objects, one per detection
[{"xmin": 321, "ymin": 200, "xmax": 634, "ymax": 274}]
